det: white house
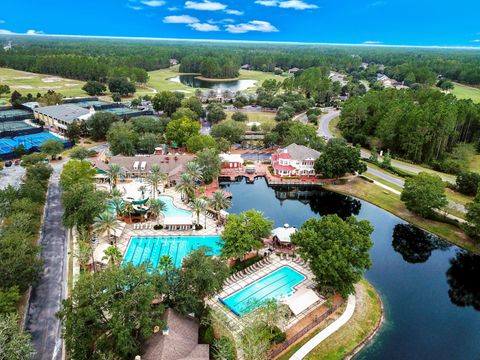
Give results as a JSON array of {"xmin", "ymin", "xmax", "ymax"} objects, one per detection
[{"xmin": 271, "ymin": 143, "xmax": 320, "ymax": 177}]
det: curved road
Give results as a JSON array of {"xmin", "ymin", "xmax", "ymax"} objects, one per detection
[
  {"xmin": 25, "ymin": 164, "xmax": 68, "ymax": 360},
  {"xmin": 318, "ymin": 110, "xmax": 456, "ymax": 185}
]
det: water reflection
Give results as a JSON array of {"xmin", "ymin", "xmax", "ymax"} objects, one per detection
[
  {"xmin": 447, "ymin": 251, "xmax": 480, "ymax": 311},
  {"xmin": 392, "ymin": 224, "xmax": 450, "ymax": 263},
  {"xmin": 273, "ymin": 186, "xmax": 361, "ymax": 219},
  {"xmin": 169, "ymin": 74, "xmax": 256, "ymax": 92}
]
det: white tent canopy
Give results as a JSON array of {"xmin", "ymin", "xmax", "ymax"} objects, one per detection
[{"xmin": 284, "ymin": 289, "xmax": 321, "ymax": 316}]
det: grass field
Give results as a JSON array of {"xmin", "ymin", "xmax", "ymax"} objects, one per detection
[
  {"xmin": 225, "ymin": 110, "xmax": 276, "ymax": 129},
  {"xmin": 325, "ymin": 177, "xmax": 479, "ymax": 254},
  {"xmin": 146, "ymin": 65, "xmax": 286, "ymax": 95},
  {"xmin": 452, "ymin": 82, "xmax": 480, "ymax": 103},
  {"xmin": 469, "ymin": 155, "xmax": 480, "ymax": 173},
  {"xmin": 0, "ymin": 67, "xmax": 86, "ymax": 104},
  {"xmin": 277, "ymin": 279, "xmax": 382, "ymax": 360}
]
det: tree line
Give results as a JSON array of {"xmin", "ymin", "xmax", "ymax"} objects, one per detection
[{"xmin": 339, "ymin": 88, "xmax": 480, "ymax": 166}]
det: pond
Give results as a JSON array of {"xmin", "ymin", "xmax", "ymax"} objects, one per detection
[
  {"xmin": 219, "ymin": 178, "xmax": 480, "ymax": 360},
  {"xmin": 169, "ymin": 74, "xmax": 256, "ymax": 93}
]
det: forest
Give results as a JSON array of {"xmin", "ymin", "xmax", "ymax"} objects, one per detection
[
  {"xmin": 339, "ymin": 88, "xmax": 480, "ymax": 170},
  {"xmin": 0, "ymin": 36, "xmax": 480, "ymax": 84}
]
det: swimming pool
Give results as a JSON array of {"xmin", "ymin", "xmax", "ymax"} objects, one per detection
[
  {"xmin": 220, "ymin": 266, "xmax": 305, "ymax": 316},
  {"xmin": 158, "ymin": 195, "xmax": 192, "ymax": 218},
  {"xmin": 124, "ymin": 235, "xmax": 221, "ymax": 268}
]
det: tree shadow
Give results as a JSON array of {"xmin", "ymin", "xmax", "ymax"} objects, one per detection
[
  {"xmin": 392, "ymin": 224, "xmax": 450, "ymax": 264},
  {"xmin": 447, "ymin": 251, "xmax": 480, "ymax": 311}
]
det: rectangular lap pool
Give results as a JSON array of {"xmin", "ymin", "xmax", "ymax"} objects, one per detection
[
  {"xmin": 124, "ymin": 235, "xmax": 221, "ymax": 268},
  {"xmin": 220, "ymin": 266, "xmax": 305, "ymax": 316}
]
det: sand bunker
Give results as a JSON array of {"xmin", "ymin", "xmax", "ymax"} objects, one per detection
[{"xmin": 13, "ymin": 85, "xmax": 34, "ymax": 89}]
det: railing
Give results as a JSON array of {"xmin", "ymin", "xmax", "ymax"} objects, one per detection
[{"xmin": 268, "ymin": 298, "xmax": 345, "ymax": 359}]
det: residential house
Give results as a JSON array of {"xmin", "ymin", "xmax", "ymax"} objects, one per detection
[
  {"xmin": 220, "ymin": 153, "xmax": 244, "ymax": 169},
  {"xmin": 288, "ymin": 67, "xmax": 300, "ymax": 75},
  {"xmin": 271, "ymin": 143, "xmax": 320, "ymax": 177},
  {"xmin": 141, "ymin": 308, "xmax": 209, "ymax": 360}
]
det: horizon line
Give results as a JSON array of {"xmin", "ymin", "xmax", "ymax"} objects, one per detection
[{"xmin": 2, "ymin": 32, "xmax": 480, "ymax": 50}]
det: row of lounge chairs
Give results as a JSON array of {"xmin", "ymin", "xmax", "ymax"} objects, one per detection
[
  {"xmin": 224, "ymin": 257, "xmax": 273, "ymax": 286},
  {"xmin": 133, "ymin": 223, "xmax": 154, "ymax": 230},
  {"xmin": 292, "ymin": 256, "xmax": 307, "ymax": 266}
]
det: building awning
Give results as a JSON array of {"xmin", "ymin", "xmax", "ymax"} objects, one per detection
[
  {"xmin": 272, "ymin": 164, "xmax": 296, "ymax": 172},
  {"xmin": 284, "ymin": 289, "xmax": 321, "ymax": 316},
  {"xmin": 164, "ymin": 216, "xmax": 193, "ymax": 226}
]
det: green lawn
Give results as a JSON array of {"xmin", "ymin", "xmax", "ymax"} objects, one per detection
[
  {"xmin": 469, "ymin": 155, "xmax": 480, "ymax": 173},
  {"xmin": 328, "ymin": 116, "xmax": 343, "ymax": 138},
  {"xmin": 0, "ymin": 67, "xmax": 86, "ymax": 102},
  {"xmin": 146, "ymin": 65, "xmax": 286, "ymax": 95},
  {"xmin": 277, "ymin": 279, "xmax": 382, "ymax": 360},
  {"xmin": 325, "ymin": 177, "xmax": 479, "ymax": 254},
  {"xmin": 225, "ymin": 110, "xmax": 276, "ymax": 129},
  {"xmin": 452, "ymin": 82, "xmax": 480, "ymax": 103}
]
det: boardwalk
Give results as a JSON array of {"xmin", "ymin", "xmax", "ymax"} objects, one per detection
[{"xmin": 25, "ymin": 166, "xmax": 68, "ymax": 360}]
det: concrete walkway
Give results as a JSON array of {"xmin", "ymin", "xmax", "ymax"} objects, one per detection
[
  {"xmin": 25, "ymin": 166, "xmax": 68, "ymax": 360},
  {"xmin": 289, "ymin": 294, "xmax": 356, "ymax": 360}
]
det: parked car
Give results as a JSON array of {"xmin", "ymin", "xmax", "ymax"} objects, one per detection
[{"xmin": 4, "ymin": 160, "xmax": 12, "ymax": 167}]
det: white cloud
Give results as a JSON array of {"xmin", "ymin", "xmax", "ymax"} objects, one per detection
[
  {"xmin": 185, "ymin": 0, "xmax": 227, "ymax": 11},
  {"xmin": 0, "ymin": 20, "xmax": 5, "ymax": 24},
  {"xmin": 0, "ymin": 29, "xmax": 13, "ymax": 34},
  {"xmin": 224, "ymin": 9, "xmax": 244, "ymax": 15},
  {"xmin": 225, "ymin": 20, "xmax": 279, "ymax": 33},
  {"xmin": 363, "ymin": 40, "xmax": 383, "ymax": 44},
  {"xmin": 127, "ymin": 4, "xmax": 143, "ymax": 10},
  {"xmin": 163, "ymin": 14, "xmax": 199, "ymax": 23},
  {"xmin": 471, "ymin": 39, "xmax": 480, "ymax": 43},
  {"xmin": 188, "ymin": 22, "xmax": 220, "ymax": 31},
  {"xmin": 141, "ymin": 0, "xmax": 165, "ymax": 6},
  {"xmin": 255, "ymin": 0, "xmax": 277, "ymax": 5},
  {"xmin": 255, "ymin": 0, "xmax": 317, "ymax": 9},
  {"xmin": 208, "ymin": 18, "xmax": 235, "ymax": 24},
  {"xmin": 26, "ymin": 29, "xmax": 43, "ymax": 35},
  {"xmin": 369, "ymin": 1, "xmax": 386, "ymax": 6},
  {"xmin": 168, "ymin": 6, "xmax": 179, "ymax": 10}
]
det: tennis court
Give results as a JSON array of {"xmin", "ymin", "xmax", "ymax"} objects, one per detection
[
  {"xmin": 105, "ymin": 107, "xmax": 138, "ymax": 116},
  {"xmin": 73, "ymin": 100, "xmax": 110, "ymax": 108},
  {"xmin": 0, "ymin": 132, "xmax": 66, "ymax": 155},
  {"xmin": 0, "ymin": 109, "xmax": 32, "ymax": 120},
  {"xmin": 0, "ymin": 121, "xmax": 35, "ymax": 132}
]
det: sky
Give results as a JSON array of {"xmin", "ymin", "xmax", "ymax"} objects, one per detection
[{"xmin": 1, "ymin": 0, "xmax": 480, "ymax": 47}]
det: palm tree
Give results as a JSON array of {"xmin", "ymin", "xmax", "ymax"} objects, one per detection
[
  {"xmin": 74, "ymin": 229, "xmax": 92, "ymax": 272},
  {"xmin": 191, "ymin": 198, "xmax": 207, "ymax": 228},
  {"xmin": 124, "ymin": 201, "xmax": 135, "ymax": 223},
  {"xmin": 175, "ymin": 173, "xmax": 196, "ymax": 203},
  {"xmin": 209, "ymin": 190, "xmax": 231, "ymax": 219},
  {"xmin": 147, "ymin": 165, "xmax": 168, "ymax": 199},
  {"xmin": 138, "ymin": 185, "xmax": 147, "ymax": 200},
  {"xmin": 185, "ymin": 161, "xmax": 203, "ymax": 184},
  {"xmin": 106, "ymin": 163, "xmax": 123, "ymax": 192},
  {"xmin": 149, "ymin": 198, "xmax": 167, "ymax": 225},
  {"xmin": 110, "ymin": 196, "xmax": 124, "ymax": 217},
  {"xmin": 110, "ymin": 188, "xmax": 124, "ymax": 199},
  {"xmin": 93, "ymin": 211, "xmax": 122, "ymax": 247},
  {"xmin": 102, "ymin": 245, "xmax": 123, "ymax": 266}
]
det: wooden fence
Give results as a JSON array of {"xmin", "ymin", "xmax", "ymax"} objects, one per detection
[{"xmin": 269, "ymin": 298, "xmax": 345, "ymax": 359}]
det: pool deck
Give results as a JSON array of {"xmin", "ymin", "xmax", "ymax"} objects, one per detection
[
  {"xmin": 95, "ymin": 187, "xmax": 222, "ymax": 261},
  {"xmin": 210, "ymin": 255, "xmax": 324, "ymax": 335}
]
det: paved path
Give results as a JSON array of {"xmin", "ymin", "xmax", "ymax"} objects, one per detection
[
  {"xmin": 317, "ymin": 109, "xmax": 340, "ymax": 139},
  {"xmin": 289, "ymin": 294, "xmax": 356, "ymax": 360},
  {"xmin": 25, "ymin": 165, "xmax": 68, "ymax": 360}
]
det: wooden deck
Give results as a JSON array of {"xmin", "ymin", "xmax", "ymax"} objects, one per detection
[{"xmin": 219, "ymin": 162, "xmax": 328, "ymax": 186}]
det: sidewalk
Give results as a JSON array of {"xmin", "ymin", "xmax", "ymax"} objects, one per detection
[{"xmin": 289, "ymin": 294, "xmax": 356, "ymax": 360}]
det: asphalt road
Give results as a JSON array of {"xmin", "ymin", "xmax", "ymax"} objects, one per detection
[
  {"xmin": 25, "ymin": 165, "xmax": 68, "ymax": 360},
  {"xmin": 317, "ymin": 108, "xmax": 341, "ymax": 139}
]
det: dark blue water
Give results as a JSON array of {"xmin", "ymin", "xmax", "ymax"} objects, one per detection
[
  {"xmin": 169, "ymin": 74, "xmax": 256, "ymax": 92},
  {"xmin": 220, "ymin": 178, "xmax": 480, "ymax": 360}
]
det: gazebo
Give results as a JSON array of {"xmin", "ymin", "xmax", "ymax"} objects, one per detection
[{"xmin": 271, "ymin": 224, "xmax": 297, "ymax": 252}]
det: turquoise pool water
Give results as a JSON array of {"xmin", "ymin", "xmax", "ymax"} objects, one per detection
[
  {"xmin": 158, "ymin": 195, "xmax": 192, "ymax": 218},
  {"xmin": 221, "ymin": 266, "xmax": 305, "ymax": 316},
  {"xmin": 124, "ymin": 235, "xmax": 221, "ymax": 268}
]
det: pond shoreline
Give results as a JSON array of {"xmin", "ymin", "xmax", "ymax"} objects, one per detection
[{"xmin": 323, "ymin": 178, "xmax": 480, "ymax": 255}]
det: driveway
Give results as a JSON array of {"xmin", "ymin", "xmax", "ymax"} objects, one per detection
[{"xmin": 25, "ymin": 165, "xmax": 68, "ymax": 360}]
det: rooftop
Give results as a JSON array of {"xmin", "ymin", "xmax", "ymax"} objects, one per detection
[
  {"xmin": 34, "ymin": 104, "xmax": 90, "ymax": 123},
  {"xmin": 142, "ymin": 308, "xmax": 209, "ymax": 360},
  {"xmin": 281, "ymin": 143, "xmax": 321, "ymax": 161}
]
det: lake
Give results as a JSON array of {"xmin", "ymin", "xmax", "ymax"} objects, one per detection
[
  {"xmin": 219, "ymin": 178, "xmax": 480, "ymax": 360},
  {"xmin": 169, "ymin": 74, "xmax": 256, "ymax": 93}
]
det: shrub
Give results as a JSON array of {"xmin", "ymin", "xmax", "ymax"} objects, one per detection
[
  {"xmin": 212, "ymin": 336, "xmax": 236, "ymax": 360},
  {"xmin": 269, "ymin": 326, "xmax": 286, "ymax": 344},
  {"xmin": 199, "ymin": 324, "xmax": 215, "ymax": 344},
  {"xmin": 232, "ymin": 255, "xmax": 262, "ymax": 273},
  {"xmin": 153, "ymin": 224, "xmax": 163, "ymax": 230},
  {"xmin": 456, "ymin": 171, "xmax": 480, "ymax": 196},
  {"xmin": 194, "ymin": 224, "xmax": 203, "ymax": 230}
]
